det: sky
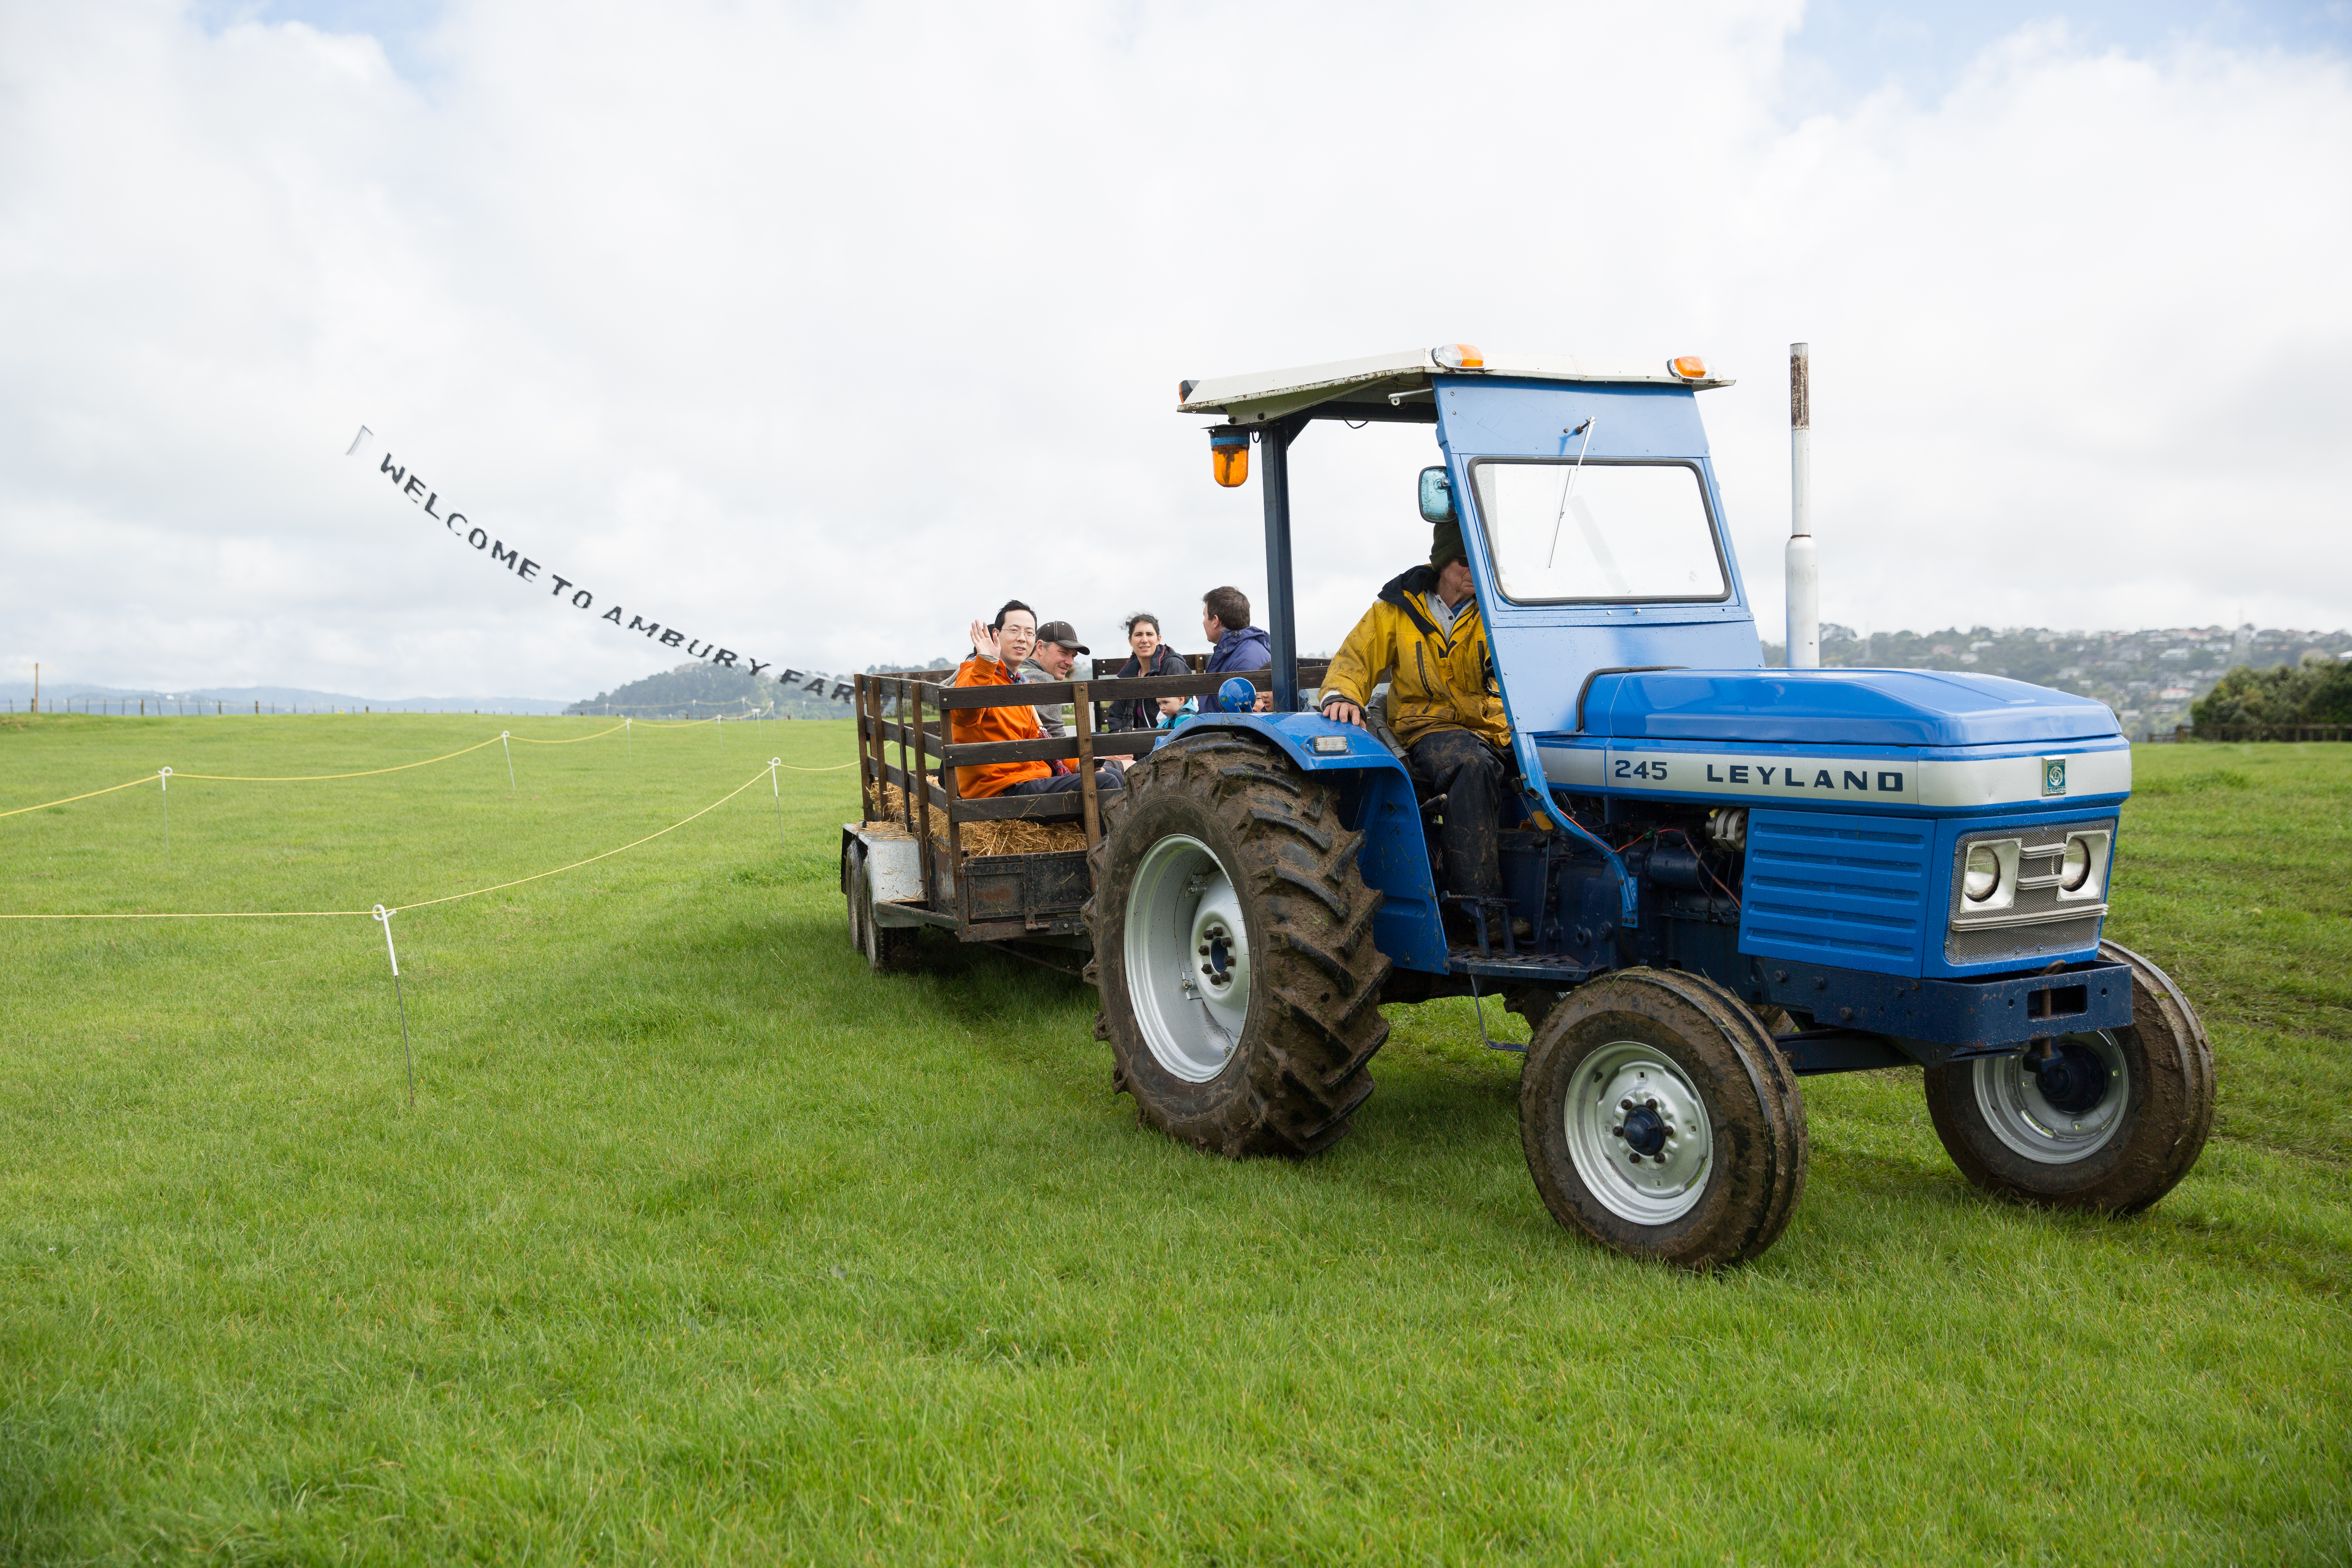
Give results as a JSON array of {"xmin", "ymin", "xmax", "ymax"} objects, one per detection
[{"xmin": 2, "ymin": 0, "xmax": 2347, "ymax": 701}]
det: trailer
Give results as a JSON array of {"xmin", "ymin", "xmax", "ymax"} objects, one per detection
[
  {"xmin": 842, "ymin": 343, "xmax": 2214, "ymax": 1271},
  {"xmin": 841, "ymin": 657, "xmax": 1327, "ymax": 973}
]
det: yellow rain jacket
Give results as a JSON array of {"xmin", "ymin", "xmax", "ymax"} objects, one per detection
[{"xmin": 1320, "ymin": 566, "xmax": 1510, "ymax": 750}]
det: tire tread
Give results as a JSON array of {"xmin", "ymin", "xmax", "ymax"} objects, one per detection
[{"xmin": 1086, "ymin": 732, "xmax": 1391, "ymax": 1158}]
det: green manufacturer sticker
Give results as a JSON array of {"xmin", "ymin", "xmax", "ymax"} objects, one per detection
[{"xmin": 2042, "ymin": 757, "xmax": 2067, "ymax": 796}]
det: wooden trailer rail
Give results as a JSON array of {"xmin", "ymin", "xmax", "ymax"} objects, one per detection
[{"xmin": 852, "ymin": 661, "xmax": 1333, "ymax": 929}]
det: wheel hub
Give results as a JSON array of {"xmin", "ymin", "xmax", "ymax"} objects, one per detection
[
  {"xmin": 1124, "ymin": 835, "xmax": 1253, "ymax": 1083},
  {"xmin": 1617, "ymin": 1102, "xmax": 1669, "ymax": 1159},
  {"xmin": 2033, "ymin": 1040, "xmax": 2110, "ymax": 1116},
  {"xmin": 1972, "ymin": 1029, "xmax": 2129, "ymax": 1164},
  {"xmin": 1569, "ymin": 1042, "xmax": 1713, "ymax": 1223}
]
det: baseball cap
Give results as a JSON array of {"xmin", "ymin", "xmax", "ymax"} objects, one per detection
[{"xmin": 1036, "ymin": 620, "xmax": 1089, "ymax": 653}]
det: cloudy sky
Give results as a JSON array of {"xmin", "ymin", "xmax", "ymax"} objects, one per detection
[{"xmin": 2, "ymin": 0, "xmax": 2347, "ymax": 701}]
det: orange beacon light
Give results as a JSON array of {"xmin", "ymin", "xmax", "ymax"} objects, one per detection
[{"xmin": 1210, "ymin": 428, "xmax": 1250, "ymax": 488}]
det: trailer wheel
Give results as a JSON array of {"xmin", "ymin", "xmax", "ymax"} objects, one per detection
[
  {"xmin": 855, "ymin": 850, "xmax": 922, "ymax": 974},
  {"xmin": 1923, "ymin": 940, "xmax": 2212, "ymax": 1212},
  {"xmin": 1520, "ymin": 968, "xmax": 1808, "ymax": 1270},
  {"xmin": 1084, "ymin": 732, "xmax": 1390, "ymax": 1156},
  {"xmin": 843, "ymin": 839, "xmax": 867, "ymax": 953}
]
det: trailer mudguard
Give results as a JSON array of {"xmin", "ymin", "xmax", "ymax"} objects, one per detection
[{"xmin": 1174, "ymin": 713, "xmax": 1449, "ymax": 972}]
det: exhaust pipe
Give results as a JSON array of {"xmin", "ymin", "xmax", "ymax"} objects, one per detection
[{"xmin": 1785, "ymin": 341, "xmax": 1818, "ymax": 669}]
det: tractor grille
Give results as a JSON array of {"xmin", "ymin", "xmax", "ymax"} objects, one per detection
[
  {"xmin": 1738, "ymin": 810, "xmax": 1935, "ymax": 978},
  {"xmin": 1945, "ymin": 820, "xmax": 2114, "ymax": 967}
]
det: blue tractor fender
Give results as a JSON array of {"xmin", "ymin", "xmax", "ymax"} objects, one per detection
[{"xmin": 1165, "ymin": 710, "xmax": 1450, "ymax": 974}]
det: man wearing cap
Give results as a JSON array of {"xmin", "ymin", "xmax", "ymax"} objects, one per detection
[
  {"xmin": 1316, "ymin": 518, "xmax": 1511, "ymax": 931},
  {"xmin": 956, "ymin": 612, "xmax": 1125, "ymax": 800},
  {"xmin": 1019, "ymin": 620, "xmax": 1088, "ymax": 739}
]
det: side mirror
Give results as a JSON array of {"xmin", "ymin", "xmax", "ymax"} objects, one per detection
[{"xmin": 1418, "ymin": 466, "xmax": 1454, "ymax": 524}]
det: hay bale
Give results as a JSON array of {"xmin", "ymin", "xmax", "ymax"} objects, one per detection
[
  {"xmin": 958, "ymin": 818, "xmax": 1087, "ymax": 857},
  {"xmin": 866, "ymin": 779, "xmax": 1086, "ymax": 857}
]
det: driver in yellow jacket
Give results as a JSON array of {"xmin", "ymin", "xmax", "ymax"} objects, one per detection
[{"xmin": 1317, "ymin": 519, "xmax": 1512, "ymax": 933}]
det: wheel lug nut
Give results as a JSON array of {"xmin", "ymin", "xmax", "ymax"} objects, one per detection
[
  {"xmin": 1610, "ymin": 1125, "xmax": 1624, "ymax": 1138},
  {"xmin": 1619, "ymin": 1098, "xmax": 1634, "ymax": 1111},
  {"xmin": 1197, "ymin": 944, "xmax": 1210, "ymax": 956}
]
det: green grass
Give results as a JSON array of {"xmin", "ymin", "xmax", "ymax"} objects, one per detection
[{"xmin": 1, "ymin": 716, "xmax": 2345, "ymax": 1565}]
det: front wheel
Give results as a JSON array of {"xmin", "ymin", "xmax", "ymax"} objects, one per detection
[
  {"xmin": 1922, "ymin": 940, "xmax": 2213, "ymax": 1212},
  {"xmin": 1519, "ymin": 968, "xmax": 1809, "ymax": 1270}
]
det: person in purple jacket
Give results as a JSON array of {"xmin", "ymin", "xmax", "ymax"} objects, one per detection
[{"xmin": 1197, "ymin": 586, "xmax": 1271, "ymax": 713}]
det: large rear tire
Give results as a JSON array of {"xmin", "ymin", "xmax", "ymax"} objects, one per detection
[
  {"xmin": 1084, "ymin": 732, "xmax": 1390, "ymax": 1156},
  {"xmin": 1922, "ymin": 939, "xmax": 2213, "ymax": 1212},
  {"xmin": 1519, "ymin": 968, "xmax": 1809, "ymax": 1270}
]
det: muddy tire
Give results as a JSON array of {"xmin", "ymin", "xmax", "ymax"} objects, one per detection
[
  {"xmin": 1923, "ymin": 939, "xmax": 2213, "ymax": 1212},
  {"xmin": 1083, "ymin": 731, "xmax": 1390, "ymax": 1156},
  {"xmin": 1520, "ymin": 968, "xmax": 1808, "ymax": 1270},
  {"xmin": 1504, "ymin": 987, "xmax": 1567, "ymax": 1035}
]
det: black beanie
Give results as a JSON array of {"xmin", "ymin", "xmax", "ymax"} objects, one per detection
[{"xmin": 1430, "ymin": 519, "xmax": 1466, "ymax": 570}]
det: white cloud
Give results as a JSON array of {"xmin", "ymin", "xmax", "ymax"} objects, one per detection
[{"xmin": 1, "ymin": 0, "xmax": 2345, "ymax": 701}]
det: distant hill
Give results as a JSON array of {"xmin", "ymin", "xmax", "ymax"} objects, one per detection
[
  {"xmin": 570, "ymin": 662, "xmax": 834, "ymax": 719},
  {"xmin": 568, "ymin": 657, "xmax": 961, "ymax": 719},
  {"xmin": 1761, "ymin": 624, "xmax": 2352, "ymax": 733}
]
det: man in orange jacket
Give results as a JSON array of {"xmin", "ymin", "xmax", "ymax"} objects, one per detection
[{"xmin": 952, "ymin": 603, "xmax": 1127, "ymax": 801}]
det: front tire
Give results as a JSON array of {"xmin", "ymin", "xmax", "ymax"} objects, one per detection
[
  {"xmin": 1519, "ymin": 968, "xmax": 1809, "ymax": 1270},
  {"xmin": 1923, "ymin": 939, "xmax": 2213, "ymax": 1212},
  {"xmin": 1084, "ymin": 732, "xmax": 1390, "ymax": 1156}
]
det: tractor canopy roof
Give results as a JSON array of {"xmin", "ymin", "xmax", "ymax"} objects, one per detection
[{"xmin": 1177, "ymin": 345, "xmax": 1735, "ymax": 424}]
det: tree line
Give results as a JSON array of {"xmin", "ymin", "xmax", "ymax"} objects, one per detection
[{"xmin": 2192, "ymin": 656, "xmax": 2352, "ymax": 728}]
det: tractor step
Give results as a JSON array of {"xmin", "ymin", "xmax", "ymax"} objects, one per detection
[{"xmin": 1448, "ymin": 950, "xmax": 1592, "ymax": 984}]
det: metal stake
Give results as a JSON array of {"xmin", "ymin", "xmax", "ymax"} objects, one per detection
[
  {"xmin": 1786, "ymin": 341, "xmax": 1819, "ymax": 668},
  {"xmin": 501, "ymin": 731, "xmax": 515, "ymax": 788},
  {"xmin": 770, "ymin": 758, "xmax": 785, "ymax": 851},
  {"xmin": 374, "ymin": 905, "xmax": 414, "ymax": 1107},
  {"xmin": 158, "ymin": 767, "xmax": 171, "ymax": 864}
]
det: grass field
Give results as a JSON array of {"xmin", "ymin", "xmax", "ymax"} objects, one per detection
[{"xmin": 1, "ymin": 713, "xmax": 2345, "ymax": 1564}]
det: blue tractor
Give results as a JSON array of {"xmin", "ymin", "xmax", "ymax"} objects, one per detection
[{"xmin": 1082, "ymin": 345, "xmax": 2213, "ymax": 1270}]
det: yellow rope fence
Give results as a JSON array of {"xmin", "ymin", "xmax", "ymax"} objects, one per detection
[{"xmin": 0, "ymin": 761, "xmax": 803, "ymax": 921}]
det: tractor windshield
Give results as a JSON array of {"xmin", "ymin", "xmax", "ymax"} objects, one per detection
[{"xmin": 1469, "ymin": 459, "xmax": 1728, "ymax": 605}]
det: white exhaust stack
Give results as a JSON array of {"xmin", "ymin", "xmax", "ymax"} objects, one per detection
[{"xmin": 1785, "ymin": 341, "xmax": 1819, "ymax": 669}]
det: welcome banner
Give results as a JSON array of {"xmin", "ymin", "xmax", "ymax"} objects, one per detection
[{"xmin": 348, "ymin": 427, "xmax": 857, "ymax": 705}]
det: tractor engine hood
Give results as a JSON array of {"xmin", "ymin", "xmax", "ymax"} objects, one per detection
[{"xmin": 1577, "ymin": 668, "xmax": 2123, "ymax": 748}]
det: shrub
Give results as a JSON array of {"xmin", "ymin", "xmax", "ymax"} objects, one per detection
[{"xmin": 2192, "ymin": 659, "xmax": 2352, "ymax": 728}]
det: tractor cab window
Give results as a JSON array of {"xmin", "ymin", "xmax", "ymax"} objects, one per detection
[{"xmin": 1468, "ymin": 459, "xmax": 1728, "ymax": 604}]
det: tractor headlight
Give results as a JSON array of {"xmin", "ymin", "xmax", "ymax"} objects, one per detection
[
  {"xmin": 1959, "ymin": 837, "xmax": 2021, "ymax": 911},
  {"xmin": 1963, "ymin": 844, "xmax": 2002, "ymax": 902},
  {"xmin": 2053, "ymin": 829, "xmax": 2112, "ymax": 902}
]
